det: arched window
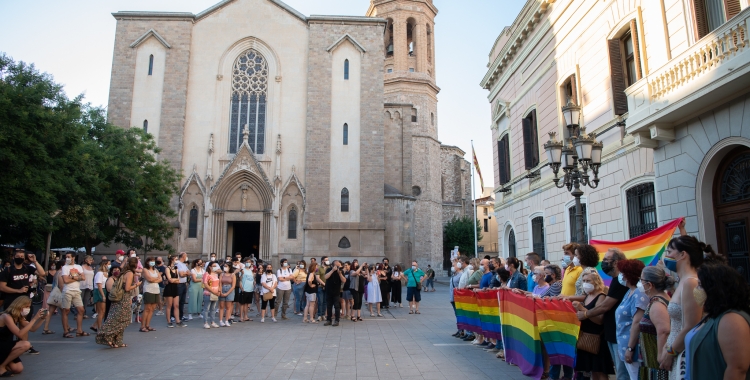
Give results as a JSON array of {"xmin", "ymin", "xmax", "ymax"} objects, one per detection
[
  {"xmin": 288, "ymin": 208, "xmax": 297, "ymax": 239},
  {"xmin": 531, "ymin": 216, "xmax": 545, "ymax": 258},
  {"xmin": 229, "ymin": 49, "xmax": 268, "ymax": 155},
  {"xmin": 344, "ymin": 59, "xmax": 349, "ymax": 80},
  {"xmin": 341, "ymin": 188, "xmax": 349, "ymax": 212},
  {"xmin": 188, "ymin": 206, "xmax": 198, "ymax": 238},
  {"xmin": 508, "ymin": 229, "xmax": 516, "ymax": 258},
  {"xmin": 143, "ymin": 119, "xmax": 148, "ymax": 134},
  {"xmin": 148, "ymin": 54, "xmax": 154, "ymax": 76},
  {"xmin": 338, "ymin": 237, "xmax": 351, "ymax": 249},
  {"xmin": 343, "ymin": 123, "xmax": 349, "ymax": 145},
  {"xmin": 626, "ymin": 182, "xmax": 657, "ymax": 238}
]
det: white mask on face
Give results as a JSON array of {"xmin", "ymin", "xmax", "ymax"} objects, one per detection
[
  {"xmin": 212, "ymin": 266, "xmax": 220, "ymax": 271},
  {"xmin": 582, "ymin": 282, "xmax": 595, "ymax": 294},
  {"xmin": 467, "ymin": 265, "xmax": 474, "ymax": 271},
  {"xmin": 300, "ymin": 265, "xmax": 305, "ymax": 269},
  {"xmin": 118, "ymin": 256, "xmax": 124, "ymax": 262},
  {"xmin": 21, "ymin": 308, "xmax": 30, "ymax": 316},
  {"xmin": 572, "ymin": 257, "xmax": 580, "ymax": 267},
  {"xmin": 532, "ymin": 274, "xmax": 537, "ymax": 283},
  {"xmin": 450, "ymin": 267, "xmax": 456, "ymax": 273},
  {"xmin": 456, "ymin": 262, "xmax": 463, "ymax": 269},
  {"xmin": 130, "ymin": 253, "xmax": 136, "ymax": 258},
  {"xmin": 65, "ymin": 258, "xmax": 72, "ymax": 265},
  {"xmin": 412, "ymin": 265, "xmax": 417, "ymax": 271},
  {"xmin": 636, "ymin": 281, "xmax": 645, "ymax": 293},
  {"xmin": 324, "ymin": 260, "xmax": 330, "ymax": 266}
]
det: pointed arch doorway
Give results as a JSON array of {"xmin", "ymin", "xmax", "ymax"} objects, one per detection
[{"xmin": 713, "ymin": 146, "xmax": 750, "ymax": 281}]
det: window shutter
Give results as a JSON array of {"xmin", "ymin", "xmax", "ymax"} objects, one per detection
[
  {"xmin": 530, "ymin": 109, "xmax": 540, "ymax": 168},
  {"xmin": 692, "ymin": 0, "xmax": 709, "ymax": 39},
  {"xmin": 570, "ymin": 75, "xmax": 578, "ymax": 105},
  {"xmin": 522, "ymin": 116, "xmax": 533, "ymax": 170},
  {"xmin": 725, "ymin": 0, "xmax": 741, "ymax": 20},
  {"xmin": 630, "ymin": 20, "xmax": 643, "ymax": 81},
  {"xmin": 608, "ymin": 39, "xmax": 629, "ymax": 115},
  {"xmin": 498, "ymin": 135, "xmax": 511, "ymax": 185}
]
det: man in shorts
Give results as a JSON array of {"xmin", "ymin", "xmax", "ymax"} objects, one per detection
[
  {"xmin": 61, "ymin": 253, "xmax": 87, "ymax": 338},
  {"xmin": 403, "ymin": 260, "xmax": 426, "ymax": 314}
]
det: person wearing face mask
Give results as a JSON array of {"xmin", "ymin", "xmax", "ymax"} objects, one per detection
[
  {"xmin": 531, "ymin": 267, "xmax": 549, "ymax": 296},
  {"xmin": 614, "ymin": 259, "xmax": 648, "ymax": 380},
  {"xmin": 89, "ymin": 261, "xmax": 110, "ymax": 333},
  {"xmin": 140, "ymin": 257, "xmax": 161, "ymax": 332},
  {"xmin": 315, "ymin": 256, "xmax": 330, "ymax": 321},
  {"xmin": 274, "ymin": 258, "xmax": 294, "ymax": 320},
  {"xmin": 109, "ymin": 250, "xmax": 126, "ymax": 269},
  {"xmin": 561, "ymin": 243, "xmax": 582, "ymax": 297},
  {"xmin": 390, "ymin": 265, "xmax": 403, "ymax": 308},
  {"xmin": 572, "ymin": 268, "xmax": 614, "ymax": 380},
  {"xmin": 466, "ymin": 258, "xmax": 484, "ymax": 290},
  {"xmin": 80, "ymin": 255, "xmax": 95, "ymax": 316},
  {"xmin": 218, "ymin": 263, "xmax": 236, "ymax": 326},
  {"xmin": 291, "ymin": 260, "xmax": 308, "ymax": 316},
  {"xmin": 0, "ymin": 249, "xmax": 46, "ymax": 324},
  {"xmin": 96, "ymin": 257, "xmax": 141, "ymax": 348},
  {"xmin": 349, "ymin": 260, "xmax": 365, "ymax": 322},
  {"xmin": 425, "ymin": 264, "xmax": 435, "ymax": 292},
  {"xmin": 403, "ymin": 260, "xmax": 426, "ymax": 315},
  {"xmin": 685, "ymin": 263, "xmax": 750, "ymax": 380},
  {"xmin": 205, "ymin": 254, "xmax": 217, "ymax": 270},
  {"xmin": 525, "ymin": 253, "xmax": 541, "ymax": 292},
  {"xmin": 60, "ymin": 253, "xmax": 87, "ymax": 339},
  {"xmin": 175, "ymin": 252, "xmax": 190, "ymax": 322},
  {"xmin": 661, "ymin": 235, "xmax": 721, "ymax": 379},
  {"xmin": 163, "ymin": 256, "xmax": 183, "ymax": 328},
  {"xmin": 303, "ymin": 263, "xmax": 319, "ymax": 324},
  {"xmin": 155, "ymin": 258, "xmax": 166, "ymax": 316},
  {"xmin": 202, "ymin": 262, "xmax": 221, "ymax": 328},
  {"xmin": 238, "ymin": 260, "xmax": 254, "ymax": 322},
  {"xmin": 260, "ymin": 264, "xmax": 278, "ymax": 323},
  {"xmin": 450, "ymin": 259, "xmax": 465, "ymax": 338},
  {"xmin": 505, "ymin": 257, "xmax": 527, "ymax": 291},
  {"xmin": 576, "ymin": 248, "xmax": 630, "ymax": 380},
  {"xmin": 188, "ymin": 259, "xmax": 205, "ymax": 320},
  {"xmin": 42, "ymin": 262, "xmax": 57, "ymax": 310},
  {"xmin": 637, "ymin": 266, "xmax": 673, "ymax": 380},
  {"xmin": 0, "ymin": 296, "xmax": 46, "ymax": 376}
]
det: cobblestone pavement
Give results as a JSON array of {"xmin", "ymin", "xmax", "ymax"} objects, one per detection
[{"xmin": 19, "ymin": 283, "xmax": 526, "ymax": 379}]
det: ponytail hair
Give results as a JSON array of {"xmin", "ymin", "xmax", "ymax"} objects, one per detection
[{"xmin": 668, "ymin": 235, "xmax": 727, "ymax": 268}]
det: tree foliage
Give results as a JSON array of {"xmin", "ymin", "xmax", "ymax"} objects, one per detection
[
  {"xmin": 443, "ymin": 216, "xmax": 483, "ymax": 258},
  {"xmin": 0, "ymin": 54, "xmax": 180, "ymax": 253}
]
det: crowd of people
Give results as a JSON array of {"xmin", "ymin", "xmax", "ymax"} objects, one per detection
[
  {"xmin": 0, "ymin": 248, "xmax": 437, "ymax": 376},
  {"xmin": 448, "ymin": 229, "xmax": 750, "ymax": 379}
]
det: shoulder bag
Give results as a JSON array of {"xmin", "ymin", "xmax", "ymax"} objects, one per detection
[
  {"xmin": 410, "ymin": 271, "xmax": 422, "ymax": 291},
  {"xmin": 576, "ymin": 294, "xmax": 604, "ymax": 354},
  {"xmin": 108, "ymin": 275, "xmax": 126, "ymax": 302}
]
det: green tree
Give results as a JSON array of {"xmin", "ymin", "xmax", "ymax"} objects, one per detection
[{"xmin": 443, "ymin": 216, "xmax": 483, "ymax": 258}]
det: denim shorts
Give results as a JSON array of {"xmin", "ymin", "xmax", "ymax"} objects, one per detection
[
  {"xmin": 406, "ymin": 287, "xmax": 421, "ymax": 302},
  {"xmin": 219, "ymin": 284, "xmax": 235, "ymax": 302}
]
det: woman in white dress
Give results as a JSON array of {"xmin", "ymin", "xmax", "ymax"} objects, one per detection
[{"xmin": 366, "ymin": 264, "xmax": 383, "ymax": 317}]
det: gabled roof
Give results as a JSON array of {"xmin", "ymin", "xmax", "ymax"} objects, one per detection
[
  {"xmin": 113, "ymin": 0, "xmax": 307, "ymax": 24},
  {"xmin": 130, "ymin": 29, "xmax": 171, "ymax": 49},
  {"xmin": 210, "ymin": 128, "xmax": 274, "ymax": 196},
  {"xmin": 326, "ymin": 34, "xmax": 367, "ymax": 53}
]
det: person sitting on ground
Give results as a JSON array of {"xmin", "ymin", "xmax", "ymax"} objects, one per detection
[{"xmin": 0, "ymin": 297, "xmax": 45, "ymax": 376}]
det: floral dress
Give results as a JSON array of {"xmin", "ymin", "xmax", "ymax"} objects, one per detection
[{"xmin": 96, "ymin": 271, "xmax": 135, "ymax": 347}]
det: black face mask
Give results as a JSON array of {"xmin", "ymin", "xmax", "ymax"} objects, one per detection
[
  {"xmin": 488, "ymin": 264, "xmax": 496, "ymax": 271},
  {"xmin": 601, "ymin": 261, "xmax": 614, "ymax": 275},
  {"xmin": 544, "ymin": 275, "xmax": 553, "ymax": 283},
  {"xmin": 13, "ymin": 257, "xmax": 24, "ymax": 265},
  {"xmin": 266, "ymin": 270, "xmax": 272, "ymax": 274}
]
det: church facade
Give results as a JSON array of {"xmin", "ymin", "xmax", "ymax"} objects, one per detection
[{"xmin": 106, "ymin": 0, "xmax": 470, "ymax": 269}]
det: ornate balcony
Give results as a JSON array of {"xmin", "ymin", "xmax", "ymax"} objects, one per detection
[{"xmin": 625, "ymin": 8, "xmax": 750, "ymax": 147}]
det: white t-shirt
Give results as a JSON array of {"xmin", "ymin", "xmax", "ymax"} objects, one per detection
[
  {"xmin": 276, "ymin": 268, "xmax": 293, "ymax": 291},
  {"xmin": 61, "ymin": 264, "xmax": 84, "ymax": 293},
  {"xmin": 82, "ymin": 266, "xmax": 95, "ymax": 290},
  {"xmin": 93, "ymin": 271, "xmax": 107, "ymax": 293},
  {"xmin": 260, "ymin": 273, "xmax": 277, "ymax": 296},
  {"xmin": 176, "ymin": 261, "xmax": 189, "ymax": 284}
]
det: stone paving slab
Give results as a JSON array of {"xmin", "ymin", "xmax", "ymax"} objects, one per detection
[{"xmin": 18, "ymin": 283, "xmax": 525, "ymax": 379}]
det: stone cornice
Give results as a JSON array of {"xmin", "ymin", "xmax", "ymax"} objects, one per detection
[
  {"xmin": 480, "ymin": 0, "xmax": 557, "ymax": 90},
  {"xmin": 326, "ymin": 34, "xmax": 368, "ymax": 53},
  {"xmin": 366, "ymin": 0, "xmax": 439, "ymax": 18},
  {"xmin": 384, "ymin": 76, "xmax": 440, "ymax": 94},
  {"xmin": 129, "ymin": 29, "xmax": 172, "ymax": 49},
  {"xmin": 112, "ymin": 11, "xmax": 194, "ymax": 20},
  {"xmin": 308, "ymin": 15, "xmax": 387, "ymax": 25},
  {"xmin": 440, "ymin": 144, "xmax": 465, "ymax": 156}
]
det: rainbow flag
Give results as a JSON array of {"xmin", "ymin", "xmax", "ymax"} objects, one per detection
[
  {"xmin": 590, "ymin": 217, "xmax": 683, "ymax": 285},
  {"xmin": 476, "ymin": 290, "xmax": 502, "ymax": 340},
  {"xmin": 535, "ymin": 298, "xmax": 581, "ymax": 368},
  {"xmin": 454, "ymin": 289, "xmax": 482, "ymax": 333},
  {"xmin": 498, "ymin": 289, "xmax": 544, "ymax": 379}
]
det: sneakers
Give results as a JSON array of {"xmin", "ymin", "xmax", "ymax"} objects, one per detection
[
  {"xmin": 199, "ymin": 314, "xmax": 203, "ymax": 319},
  {"xmin": 92, "ymin": 313, "xmax": 98, "ymax": 318},
  {"xmin": 219, "ymin": 321, "xmax": 226, "ymax": 327},
  {"xmin": 281, "ymin": 316, "xmax": 289, "ymax": 320},
  {"xmin": 181, "ymin": 316, "xmax": 189, "ymax": 321},
  {"xmin": 272, "ymin": 317, "xmax": 277, "ymax": 323},
  {"xmin": 332, "ymin": 321, "xmax": 339, "ymax": 327},
  {"xmin": 204, "ymin": 323, "xmax": 210, "ymax": 329},
  {"xmin": 210, "ymin": 322, "xmax": 219, "ymax": 328},
  {"xmin": 261, "ymin": 318, "xmax": 265, "ymax": 323},
  {"xmin": 27, "ymin": 347, "xmax": 39, "ymax": 355},
  {"xmin": 324, "ymin": 321, "xmax": 332, "ymax": 326},
  {"xmin": 167, "ymin": 323, "xmax": 174, "ymax": 328},
  {"xmin": 188, "ymin": 314, "xmax": 193, "ymax": 320},
  {"xmin": 478, "ymin": 341, "xmax": 490, "ymax": 347},
  {"xmin": 225, "ymin": 320, "xmax": 232, "ymax": 327},
  {"xmin": 155, "ymin": 311, "xmax": 164, "ymax": 316},
  {"xmin": 170, "ymin": 317, "xmax": 175, "ymax": 323}
]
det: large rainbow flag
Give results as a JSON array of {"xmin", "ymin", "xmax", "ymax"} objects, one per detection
[
  {"xmin": 454, "ymin": 289, "xmax": 482, "ymax": 333},
  {"xmin": 499, "ymin": 289, "xmax": 544, "ymax": 379},
  {"xmin": 590, "ymin": 217, "xmax": 683, "ymax": 285},
  {"xmin": 535, "ymin": 298, "xmax": 581, "ymax": 368},
  {"xmin": 476, "ymin": 290, "xmax": 502, "ymax": 340}
]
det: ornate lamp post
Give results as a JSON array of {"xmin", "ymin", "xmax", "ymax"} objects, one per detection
[{"xmin": 544, "ymin": 102, "xmax": 603, "ymax": 243}]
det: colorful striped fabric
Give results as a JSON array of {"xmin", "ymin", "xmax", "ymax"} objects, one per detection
[
  {"xmin": 498, "ymin": 289, "xmax": 544, "ymax": 379},
  {"xmin": 590, "ymin": 217, "xmax": 683, "ymax": 285},
  {"xmin": 535, "ymin": 298, "xmax": 581, "ymax": 368},
  {"xmin": 476, "ymin": 290, "xmax": 502, "ymax": 340},
  {"xmin": 454, "ymin": 289, "xmax": 482, "ymax": 333}
]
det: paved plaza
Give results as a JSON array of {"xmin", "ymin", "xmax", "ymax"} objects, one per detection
[{"xmin": 19, "ymin": 282, "xmax": 524, "ymax": 380}]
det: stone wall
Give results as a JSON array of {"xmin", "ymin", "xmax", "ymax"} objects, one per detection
[{"xmin": 384, "ymin": 195, "xmax": 416, "ymax": 266}]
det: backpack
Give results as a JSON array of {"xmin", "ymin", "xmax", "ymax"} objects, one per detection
[{"xmin": 108, "ymin": 274, "xmax": 126, "ymax": 302}]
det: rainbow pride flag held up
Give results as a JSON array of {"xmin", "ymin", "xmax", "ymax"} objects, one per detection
[
  {"xmin": 590, "ymin": 217, "xmax": 683, "ymax": 285},
  {"xmin": 454, "ymin": 289, "xmax": 482, "ymax": 333},
  {"xmin": 498, "ymin": 289, "xmax": 544, "ymax": 379},
  {"xmin": 535, "ymin": 298, "xmax": 581, "ymax": 368},
  {"xmin": 476, "ymin": 290, "xmax": 502, "ymax": 340}
]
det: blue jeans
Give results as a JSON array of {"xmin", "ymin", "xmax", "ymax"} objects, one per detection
[
  {"xmin": 292, "ymin": 283, "xmax": 306, "ymax": 313},
  {"xmin": 316, "ymin": 287, "xmax": 327, "ymax": 317},
  {"xmin": 549, "ymin": 365, "xmax": 573, "ymax": 379},
  {"xmin": 607, "ymin": 341, "xmax": 629, "ymax": 380},
  {"xmin": 425, "ymin": 278, "xmax": 434, "ymax": 289},
  {"xmin": 202, "ymin": 294, "xmax": 217, "ymax": 324}
]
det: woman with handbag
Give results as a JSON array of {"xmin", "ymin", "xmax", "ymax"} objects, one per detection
[
  {"xmin": 260, "ymin": 263, "xmax": 278, "ymax": 323},
  {"xmin": 391, "ymin": 265, "xmax": 403, "ymax": 308},
  {"xmin": 616, "ymin": 259, "xmax": 649, "ymax": 380},
  {"xmin": 638, "ymin": 266, "xmax": 673, "ymax": 380},
  {"xmin": 303, "ymin": 263, "xmax": 319, "ymax": 323},
  {"xmin": 573, "ymin": 268, "xmax": 614, "ymax": 379},
  {"xmin": 89, "ymin": 261, "xmax": 109, "ymax": 333},
  {"xmin": 96, "ymin": 258, "xmax": 141, "ymax": 348},
  {"xmin": 218, "ymin": 264, "xmax": 236, "ymax": 327},
  {"xmin": 202, "ymin": 262, "xmax": 220, "ymax": 328},
  {"xmin": 41, "ymin": 260, "xmax": 65, "ymax": 335}
]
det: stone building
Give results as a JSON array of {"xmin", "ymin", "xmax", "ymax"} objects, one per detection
[
  {"xmin": 482, "ymin": 0, "xmax": 750, "ymax": 279},
  {"xmin": 105, "ymin": 0, "xmax": 470, "ymax": 268},
  {"xmin": 475, "ymin": 187, "xmax": 498, "ymax": 256}
]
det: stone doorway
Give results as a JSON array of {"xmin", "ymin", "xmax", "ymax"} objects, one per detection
[
  {"xmin": 713, "ymin": 146, "xmax": 750, "ymax": 281},
  {"xmin": 229, "ymin": 221, "xmax": 260, "ymax": 259}
]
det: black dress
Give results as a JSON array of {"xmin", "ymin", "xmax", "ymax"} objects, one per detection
[
  {"xmin": 0, "ymin": 324, "xmax": 21, "ymax": 364},
  {"xmin": 163, "ymin": 267, "xmax": 179, "ymax": 298},
  {"xmin": 575, "ymin": 293, "xmax": 615, "ymax": 374},
  {"xmin": 379, "ymin": 268, "xmax": 391, "ymax": 306}
]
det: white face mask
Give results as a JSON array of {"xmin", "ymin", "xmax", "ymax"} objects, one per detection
[
  {"xmin": 450, "ymin": 267, "xmax": 456, "ymax": 273},
  {"xmin": 130, "ymin": 253, "xmax": 136, "ymax": 258},
  {"xmin": 532, "ymin": 274, "xmax": 538, "ymax": 283},
  {"xmin": 21, "ymin": 308, "xmax": 30, "ymax": 316},
  {"xmin": 118, "ymin": 256, "xmax": 124, "ymax": 262},
  {"xmin": 412, "ymin": 265, "xmax": 416, "ymax": 270},
  {"xmin": 283, "ymin": 263, "xmax": 288, "ymax": 267},
  {"xmin": 617, "ymin": 273, "xmax": 627, "ymax": 286},
  {"xmin": 324, "ymin": 260, "xmax": 330, "ymax": 266},
  {"xmin": 66, "ymin": 258, "xmax": 73, "ymax": 265},
  {"xmin": 636, "ymin": 281, "xmax": 645, "ymax": 293},
  {"xmin": 467, "ymin": 265, "xmax": 474, "ymax": 271},
  {"xmin": 212, "ymin": 266, "xmax": 220, "ymax": 271},
  {"xmin": 572, "ymin": 257, "xmax": 580, "ymax": 267},
  {"xmin": 582, "ymin": 282, "xmax": 595, "ymax": 294},
  {"xmin": 300, "ymin": 265, "xmax": 305, "ymax": 269},
  {"xmin": 456, "ymin": 262, "xmax": 462, "ymax": 269}
]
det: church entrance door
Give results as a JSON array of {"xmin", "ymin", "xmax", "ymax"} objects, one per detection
[
  {"xmin": 713, "ymin": 146, "xmax": 750, "ymax": 282},
  {"xmin": 230, "ymin": 221, "xmax": 260, "ymax": 259}
]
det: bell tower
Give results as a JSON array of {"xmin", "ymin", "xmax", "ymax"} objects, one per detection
[{"xmin": 368, "ymin": 0, "xmax": 443, "ymax": 270}]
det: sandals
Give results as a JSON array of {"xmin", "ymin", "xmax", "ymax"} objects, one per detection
[
  {"xmin": 76, "ymin": 331, "xmax": 90, "ymax": 337},
  {"xmin": 415, "ymin": 311, "xmax": 421, "ymax": 314},
  {"xmin": 370, "ymin": 313, "xmax": 375, "ymax": 317},
  {"xmin": 310, "ymin": 320, "xmax": 319, "ymax": 324},
  {"xmin": 63, "ymin": 333, "xmax": 74, "ymax": 338},
  {"xmin": 350, "ymin": 317, "xmax": 356, "ymax": 322},
  {"xmin": 90, "ymin": 326, "xmax": 98, "ymax": 332},
  {"xmin": 409, "ymin": 310, "xmax": 414, "ymax": 314},
  {"xmin": 0, "ymin": 370, "xmax": 13, "ymax": 377},
  {"xmin": 357, "ymin": 317, "xmax": 363, "ymax": 321},
  {"xmin": 147, "ymin": 327, "xmax": 156, "ymax": 331},
  {"xmin": 139, "ymin": 328, "xmax": 149, "ymax": 332},
  {"xmin": 377, "ymin": 314, "xmax": 384, "ymax": 317},
  {"xmin": 42, "ymin": 330, "xmax": 55, "ymax": 335},
  {"xmin": 496, "ymin": 350, "xmax": 505, "ymax": 359}
]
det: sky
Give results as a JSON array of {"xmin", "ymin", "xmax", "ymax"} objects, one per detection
[{"xmin": 0, "ymin": 0, "xmax": 525, "ymax": 194}]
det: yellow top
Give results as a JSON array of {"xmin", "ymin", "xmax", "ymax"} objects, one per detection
[
  {"xmin": 292, "ymin": 268, "xmax": 307, "ymax": 283},
  {"xmin": 561, "ymin": 265, "xmax": 582, "ymax": 296}
]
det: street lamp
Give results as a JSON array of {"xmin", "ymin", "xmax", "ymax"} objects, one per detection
[{"xmin": 544, "ymin": 108, "xmax": 602, "ymax": 244}]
